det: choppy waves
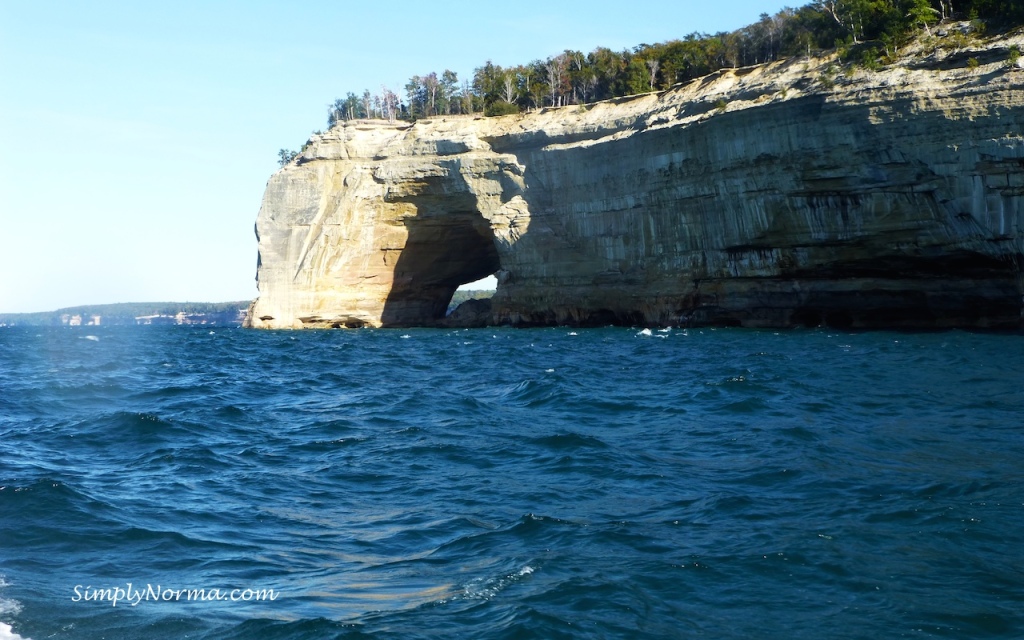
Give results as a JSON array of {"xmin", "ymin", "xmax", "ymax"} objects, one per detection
[{"xmin": 1, "ymin": 326, "xmax": 1023, "ymax": 639}]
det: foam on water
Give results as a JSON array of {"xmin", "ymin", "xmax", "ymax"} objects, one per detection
[
  {"xmin": 0, "ymin": 580, "xmax": 20, "ymax": 616},
  {"xmin": 461, "ymin": 565, "xmax": 537, "ymax": 601},
  {"xmin": 0, "ymin": 577, "xmax": 27, "ymax": 640},
  {"xmin": 0, "ymin": 624, "xmax": 29, "ymax": 640}
]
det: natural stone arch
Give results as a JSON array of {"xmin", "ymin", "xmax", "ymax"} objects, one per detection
[{"xmin": 380, "ymin": 207, "xmax": 501, "ymax": 327}]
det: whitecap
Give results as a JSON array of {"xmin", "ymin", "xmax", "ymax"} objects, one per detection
[
  {"xmin": 637, "ymin": 328, "xmax": 652, "ymax": 337},
  {"xmin": 0, "ymin": 623, "xmax": 29, "ymax": 640},
  {"xmin": 462, "ymin": 564, "xmax": 537, "ymax": 600},
  {"xmin": 82, "ymin": 335, "xmax": 99, "ymax": 342},
  {"xmin": 0, "ymin": 576, "xmax": 27, "ymax": 640},
  {"xmin": 400, "ymin": 334, "xmax": 411, "ymax": 339},
  {"xmin": 567, "ymin": 331, "xmax": 578, "ymax": 336}
]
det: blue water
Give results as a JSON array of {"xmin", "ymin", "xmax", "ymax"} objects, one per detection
[{"xmin": 1, "ymin": 326, "xmax": 1022, "ymax": 639}]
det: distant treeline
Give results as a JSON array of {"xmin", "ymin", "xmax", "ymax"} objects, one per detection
[
  {"xmin": 319, "ymin": 0, "xmax": 1023, "ymax": 126},
  {"xmin": 0, "ymin": 301, "xmax": 252, "ymax": 327},
  {"xmin": 447, "ymin": 290, "xmax": 494, "ymax": 315}
]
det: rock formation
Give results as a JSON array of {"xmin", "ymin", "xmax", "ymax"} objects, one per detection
[{"xmin": 247, "ymin": 30, "xmax": 1024, "ymax": 330}]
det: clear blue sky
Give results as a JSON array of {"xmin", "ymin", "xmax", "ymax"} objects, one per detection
[{"xmin": 0, "ymin": 1, "xmax": 792, "ymax": 313}]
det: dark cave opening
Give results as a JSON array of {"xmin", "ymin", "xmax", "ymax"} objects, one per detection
[{"xmin": 380, "ymin": 213, "xmax": 501, "ymax": 327}]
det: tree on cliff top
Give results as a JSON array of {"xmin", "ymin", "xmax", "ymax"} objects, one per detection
[
  {"xmin": 313, "ymin": 0, "xmax": 1023, "ymax": 135},
  {"xmin": 277, "ymin": 149, "xmax": 298, "ymax": 166}
]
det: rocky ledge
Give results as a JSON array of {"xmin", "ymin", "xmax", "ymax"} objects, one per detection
[{"xmin": 247, "ymin": 29, "xmax": 1024, "ymax": 330}]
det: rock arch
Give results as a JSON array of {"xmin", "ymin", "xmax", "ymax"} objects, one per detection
[{"xmin": 380, "ymin": 197, "xmax": 501, "ymax": 327}]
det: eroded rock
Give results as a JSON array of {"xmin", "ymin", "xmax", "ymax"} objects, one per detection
[{"xmin": 247, "ymin": 31, "xmax": 1024, "ymax": 330}]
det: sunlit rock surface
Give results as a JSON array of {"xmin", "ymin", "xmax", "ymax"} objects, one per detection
[{"xmin": 248, "ymin": 30, "xmax": 1024, "ymax": 329}]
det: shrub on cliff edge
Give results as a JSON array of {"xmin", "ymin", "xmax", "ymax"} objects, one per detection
[{"xmin": 485, "ymin": 101, "xmax": 520, "ymax": 117}]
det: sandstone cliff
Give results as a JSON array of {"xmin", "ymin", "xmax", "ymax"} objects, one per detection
[{"xmin": 248, "ymin": 30, "xmax": 1024, "ymax": 330}]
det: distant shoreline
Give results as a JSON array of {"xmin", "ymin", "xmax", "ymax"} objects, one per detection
[
  {"xmin": 0, "ymin": 301, "xmax": 253, "ymax": 327},
  {"xmin": 0, "ymin": 291, "xmax": 498, "ymax": 328}
]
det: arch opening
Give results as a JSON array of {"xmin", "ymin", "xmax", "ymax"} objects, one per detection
[{"xmin": 380, "ymin": 211, "xmax": 501, "ymax": 327}]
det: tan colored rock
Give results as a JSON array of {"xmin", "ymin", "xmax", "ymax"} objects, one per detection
[{"xmin": 247, "ymin": 30, "xmax": 1024, "ymax": 330}]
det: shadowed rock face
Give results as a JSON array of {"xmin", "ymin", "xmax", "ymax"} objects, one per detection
[{"xmin": 248, "ymin": 31, "xmax": 1024, "ymax": 330}]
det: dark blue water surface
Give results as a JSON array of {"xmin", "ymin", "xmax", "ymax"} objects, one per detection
[{"xmin": 1, "ymin": 326, "xmax": 1022, "ymax": 639}]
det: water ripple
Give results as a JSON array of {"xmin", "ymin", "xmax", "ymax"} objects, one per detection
[{"xmin": 0, "ymin": 326, "xmax": 1022, "ymax": 639}]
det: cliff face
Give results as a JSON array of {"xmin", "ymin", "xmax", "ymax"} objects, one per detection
[{"xmin": 248, "ymin": 31, "xmax": 1024, "ymax": 330}]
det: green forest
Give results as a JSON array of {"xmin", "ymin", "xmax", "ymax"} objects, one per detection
[{"xmin": 311, "ymin": 0, "xmax": 1021, "ymax": 133}]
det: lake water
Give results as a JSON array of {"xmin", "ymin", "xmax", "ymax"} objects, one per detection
[{"xmin": 1, "ymin": 326, "xmax": 1022, "ymax": 639}]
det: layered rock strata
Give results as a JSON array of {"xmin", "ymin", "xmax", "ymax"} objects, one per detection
[{"xmin": 248, "ymin": 31, "xmax": 1024, "ymax": 330}]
